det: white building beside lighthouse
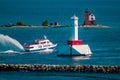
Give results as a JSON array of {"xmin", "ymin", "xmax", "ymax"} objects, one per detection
[{"xmin": 89, "ymin": 14, "xmax": 95, "ymax": 21}]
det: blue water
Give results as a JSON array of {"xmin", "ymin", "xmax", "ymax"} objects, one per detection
[
  {"xmin": 0, "ymin": 28, "xmax": 120, "ymax": 65},
  {"xmin": 0, "ymin": 0, "xmax": 120, "ymax": 80},
  {"xmin": 0, "ymin": 28, "xmax": 120, "ymax": 80}
]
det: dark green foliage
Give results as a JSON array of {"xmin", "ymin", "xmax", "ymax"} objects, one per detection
[
  {"xmin": 42, "ymin": 20, "xmax": 48, "ymax": 26},
  {"xmin": 16, "ymin": 21, "xmax": 25, "ymax": 26}
]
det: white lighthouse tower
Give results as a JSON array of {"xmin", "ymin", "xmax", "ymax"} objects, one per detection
[
  {"xmin": 71, "ymin": 15, "xmax": 79, "ymax": 40},
  {"xmin": 67, "ymin": 15, "xmax": 92, "ymax": 56}
]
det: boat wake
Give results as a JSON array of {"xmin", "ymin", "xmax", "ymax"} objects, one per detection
[
  {"xmin": 0, "ymin": 34, "xmax": 24, "ymax": 53},
  {"xmin": 0, "ymin": 50, "xmax": 18, "ymax": 54},
  {"xmin": 0, "ymin": 49, "xmax": 57, "ymax": 54}
]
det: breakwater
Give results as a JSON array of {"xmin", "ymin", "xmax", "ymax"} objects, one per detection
[{"xmin": 0, "ymin": 64, "xmax": 119, "ymax": 73}]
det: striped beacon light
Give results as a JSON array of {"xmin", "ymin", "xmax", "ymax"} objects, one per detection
[{"xmin": 68, "ymin": 15, "xmax": 92, "ymax": 56}]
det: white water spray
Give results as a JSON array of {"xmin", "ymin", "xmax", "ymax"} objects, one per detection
[{"xmin": 0, "ymin": 34, "xmax": 24, "ymax": 52}]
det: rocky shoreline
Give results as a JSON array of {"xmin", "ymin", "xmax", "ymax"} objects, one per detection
[{"xmin": 0, "ymin": 64, "xmax": 119, "ymax": 73}]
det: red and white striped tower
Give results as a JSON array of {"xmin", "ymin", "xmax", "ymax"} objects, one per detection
[{"xmin": 68, "ymin": 15, "xmax": 92, "ymax": 56}]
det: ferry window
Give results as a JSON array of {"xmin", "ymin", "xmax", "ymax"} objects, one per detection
[
  {"xmin": 34, "ymin": 42, "xmax": 38, "ymax": 44},
  {"xmin": 41, "ymin": 42, "xmax": 46, "ymax": 44}
]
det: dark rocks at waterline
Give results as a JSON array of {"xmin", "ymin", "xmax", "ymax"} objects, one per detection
[{"xmin": 0, "ymin": 64, "xmax": 119, "ymax": 73}]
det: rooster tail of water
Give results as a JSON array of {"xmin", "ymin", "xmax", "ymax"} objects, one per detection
[{"xmin": 0, "ymin": 34, "xmax": 24, "ymax": 52}]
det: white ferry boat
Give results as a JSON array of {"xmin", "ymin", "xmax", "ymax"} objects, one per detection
[{"xmin": 24, "ymin": 35, "xmax": 57, "ymax": 52}]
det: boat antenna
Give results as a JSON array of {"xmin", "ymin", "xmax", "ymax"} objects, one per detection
[{"xmin": 43, "ymin": 35, "xmax": 47, "ymax": 39}]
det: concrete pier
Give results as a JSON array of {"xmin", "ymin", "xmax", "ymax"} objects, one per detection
[{"xmin": 0, "ymin": 64, "xmax": 119, "ymax": 73}]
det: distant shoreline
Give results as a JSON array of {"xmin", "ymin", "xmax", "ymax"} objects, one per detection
[
  {"xmin": 0, "ymin": 25, "xmax": 110, "ymax": 28},
  {"xmin": 0, "ymin": 25, "xmax": 70, "ymax": 28},
  {"xmin": 0, "ymin": 25, "xmax": 48, "ymax": 28},
  {"xmin": 80, "ymin": 25, "xmax": 110, "ymax": 28}
]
